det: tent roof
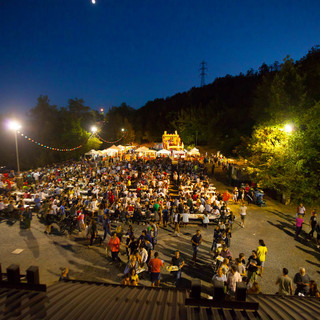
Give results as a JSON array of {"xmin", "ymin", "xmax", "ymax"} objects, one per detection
[
  {"xmin": 157, "ymin": 149, "xmax": 171, "ymax": 154},
  {"xmin": 173, "ymin": 150, "xmax": 186, "ymax": 154},
  {"xmin": 188, "ymin": 148, "xmax": 200, "ymax": 155},
  {"xmin": 135, "ymin": 146, "xmax": 150, "ymax": 152},
  {"xmin": 85, "ymin": 149, "xmax": 98, "ymax": 155},
  {"xmin": 107, "ymin": 145, "xmax": 121, "ymax": 151},
  {"xmin": 145, "ymin": 149, "xmax": 157, "ymax": 153}
]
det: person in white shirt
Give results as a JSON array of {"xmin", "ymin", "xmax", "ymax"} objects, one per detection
[
  {"xmin": 239, "ymin": 203, "xmax": 247, "ymax": 227},
  {"xmin": 227, "ymin": 265, "xmax": 242, "ymax": 294},
  {"xmin": 205, "ymin": 202, "xmax": 212, "ymax": 213}
]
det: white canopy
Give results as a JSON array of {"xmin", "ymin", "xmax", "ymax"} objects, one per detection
[
  {"xmin": 173, "ymin": 150, "xmax": 186, "ymax": 154},
  {"xmin": 85, "ymin": 149, "xmax": 98, "ymax": 156},
  {"xmin": 135, "ymin": 146, "xmax": 150, "ymax": 152},
  {"xmin": 99, "ymin": 145, "xmax": 121, "ymax": 156},
  {"xmin": 108, "ymin": 145, "xmax": 121, "ymax": 151},
  {"xmin": 117, "ymin": 145, "xmax": 125, "ymax": 151},
  {"xmin": 145, "ymin": 149, "xmax": 157, "ymax": 154},
  {"xmin": 156, "ymin": 149, "xmax": 171, "ymax": 155},
  {"xmin": 188, "ymin": 147, "xmax": 200, "ymax": 155}
]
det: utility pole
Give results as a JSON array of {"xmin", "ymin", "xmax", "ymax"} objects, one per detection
[{"xmin": 199, "ymin": 60, "xmax": 207, "ymax": 87}]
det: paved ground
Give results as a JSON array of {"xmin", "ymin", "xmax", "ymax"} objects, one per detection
[{"xmin": 1, "ymin": 179, "xmax": 320, "ymax": 294}]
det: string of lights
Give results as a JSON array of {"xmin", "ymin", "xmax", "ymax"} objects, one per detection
[
  {"xmin": 16, "ymin": 131, "xmax": 83, "ymax": 152},
  {"xmin": 97, "ymin": 130, "xmax": 127, "ymax": 144}
]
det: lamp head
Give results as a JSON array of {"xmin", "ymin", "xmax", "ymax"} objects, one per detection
[
  {"xmin": 8, "ymin": 120, "xmax": 21, "ymax": 131},
  {"xmin": 284, "ymin": 124, "xmax": 293, "ymax": 133}
]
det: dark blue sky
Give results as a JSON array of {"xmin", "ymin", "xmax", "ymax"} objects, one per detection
[{"xmin": 1, "ymin": 0, "xmax": 320, "ymax": 114}]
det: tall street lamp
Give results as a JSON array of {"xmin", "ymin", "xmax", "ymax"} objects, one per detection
[{"xmin": 8, "ymin": 120, "xmax": 21, "ymax": 175}]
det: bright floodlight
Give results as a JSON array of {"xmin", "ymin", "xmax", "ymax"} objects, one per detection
[
  {"xmin": 91, "ymin": 126, "xmax": 97, "ymax": 133},
  {"xmin": 92, "ymin": 0, "xmax": 96, "ymax": 4},
  {"xmin": 8, "ymin": 120, "xmax": 21, "ymax": 131},
  {"xmin": 121, "ymin": 128, "xmax": 125, "ymax": 132},
  {"xmin": 284, "ymin": 124, "xmax": 293, "ymax": 133}
]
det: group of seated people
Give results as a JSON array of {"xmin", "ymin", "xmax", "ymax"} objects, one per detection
[{"xmin": 0, "ymin": 155, "xmax": 232, "ymax": 230}]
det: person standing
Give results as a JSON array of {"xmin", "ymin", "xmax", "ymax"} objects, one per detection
[
  {"xmin": 174, "ymin": 211, "xmax": 181, "ymax": 236},
  {"xmin": 257, "ymin": 239, "xmax": 267, "ymax": 277},
  {"xmin": 202, "ymin": 212, "xmax": 209, "ymax": 228},
  {"xmin": 316, "ymin": 221, "xmax": 320, "ymax": 248},
  {"xmin": 239, "ymin": 203, "xmax": 247, "ymax": 228},
  {"xmin": 212, "ymin": 268, "xmax": 227, "ymax": 290},
  {"xmin": 23, "ymin": 206, "xmax": 32, "ymax": 229},
  {"xmin": 170, "ymin": 250, "xmax": 185, "ymax": 281},
  {"xmin": 227, "ymin": 265, "xmax": 242, "ymax": 295},
  {"xmin": 191, "ymin": 230, "xmax": 203, "ymax": 264},
  {"xmin": 88, "ymin": 218, "xmax": 97, "ymax": 247},
  {"xmin": 246, "ymin": 250, "xmax": 261, "ymax": 285},
  {"xmin": 275, "ymin": 268, "xmax": 293, "ymax": 295},
  {"xmin": 222, "ymin": 191, "xmax": 231, "ymax": 205},
  {"xmin": 108, "ymin": 232, "xmax": 121, "ymax": 262},
  {"xmin": 44, "ymin": 203, "xmax": 55, "ymax": 234},
  {"xmin": 102, "ymin": 213, "xmax": 112, "ymax": 241},
  {"xmin": 293, "ymin": 267, "xmax": 311, "ymax": 295},
  {"xmin": 148, "ymin": 252, "xmax": 164, "ymax": 287},
  {"xmin": 308, "ymin": 210, "xmax": 317, "ymax": 239}
]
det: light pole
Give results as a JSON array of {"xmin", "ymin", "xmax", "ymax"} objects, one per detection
[{"xmin": 8, "ymin": 121, "xmax": 21, "ymax": 175}]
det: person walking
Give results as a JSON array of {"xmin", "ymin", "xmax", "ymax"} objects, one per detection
[
  {"xmin": 191, "ymin": 230, "xmax": 203, "ymax": 264},
  {"xmin": 239, "ymin": 203, "xmax": 247, "ymax": 228},
  {"xmin": 295, "ymin": 214, "xmax": 304, "ymax": 240},
  {"xmin": 297, "ymin": 203, "xmax": 306, "ymax": 217},
  {"xmin": 257, "ymin": 239, "xmax": 267, "ymax": 277}
]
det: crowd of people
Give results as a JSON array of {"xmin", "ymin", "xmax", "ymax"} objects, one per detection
[{"xmin": 0, "ymin": 153, "xmax": 319, "ymax": 298}]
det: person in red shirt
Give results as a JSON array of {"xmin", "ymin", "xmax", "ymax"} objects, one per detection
[
  {"xmin": 222, "ymin": 190, "xmax": 231, "ymax": 205},
  {"xmin": 108, "ymin": 232, "xmax": 121, "ymax": 262},
  {"xmin": 148, "ymin": 252, "xmax": 164, "ymax": 287}
]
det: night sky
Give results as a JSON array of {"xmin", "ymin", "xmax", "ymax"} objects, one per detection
[{"xmin": 1, "ymin": 0, "xmax": 320, "ymax": 114}]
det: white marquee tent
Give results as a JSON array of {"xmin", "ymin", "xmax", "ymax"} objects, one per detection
[
  {"xmin": 188, "ymin": 147, "xmax": 200, "ymax": 156},
  {"xmin": 156, "ymin": 149, "xmax": 171, "ymax": 156},
  {"xmin": 101, "ymin": 145, "xmax": 121, "ymax": 156},
  {"xmin": 85, "ymin": 149, "xmax": 99, "ymax": 156}
]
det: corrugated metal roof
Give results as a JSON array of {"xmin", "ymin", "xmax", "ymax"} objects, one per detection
[{"xmin": 0, "ymin": 281, "xmax": 319, "ymax": 320}]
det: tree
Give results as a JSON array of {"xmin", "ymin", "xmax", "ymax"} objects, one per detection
[{"xmin": 245, "ymin": 125, "xmax": 304, "ymax": 203}]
